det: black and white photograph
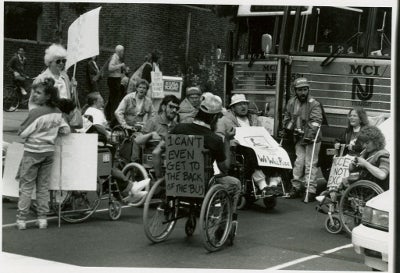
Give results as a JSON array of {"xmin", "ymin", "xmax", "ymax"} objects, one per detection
[{"xmin": 1, "ymin": 0, "xmax": 397, "ymax": 272}]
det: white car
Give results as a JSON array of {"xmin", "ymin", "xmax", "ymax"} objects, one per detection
[{"xmin": 352, "ymin": 190, "xmax": 390, "ymax": 271}]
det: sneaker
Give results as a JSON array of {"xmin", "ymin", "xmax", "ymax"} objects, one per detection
[
  {"xmin": 288, "ymin": 188, "xmax": 302, "ymax": 199},
  {"xmin": 36, "ymin": 218, "xmax": 48, "ymax": 229},
  {"xmin": 124, "ymin": 191, "xmax": 148, "ymax": 204},
  {"xmin": 16, "ymin": 220, "xmax": 26, "ymax": 230}
]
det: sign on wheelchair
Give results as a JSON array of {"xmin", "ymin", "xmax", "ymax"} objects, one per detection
[{"xmin": 143, "ymin": 134, "xmax": 236, "ymax": 252}]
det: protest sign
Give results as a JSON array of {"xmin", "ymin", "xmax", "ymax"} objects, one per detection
[
  {"xmin": 2, "ymin": 142, "xmax": 31, "ymax": 198},
  {"xmin": 151, "ymin": 71, "xmax": 164, "ymax": 99},
  {"xmin": 65, "ymin": 7, "xmax": 102, "ymax": 71},
  {"xmin": 327, "ymin": 155, "xmax": 355, "ymax": 188},
  {"xmin": 163, "ymin": 76, "xmax": 183, "ymax": 99},
  {"xmin": 50, "ymin": 134, "xmax": 98, "ymax": 191},
  {"xmin": 234, "ymin": 127, "xmax": 292, "ymax": 169},
  {"xmin": 165, "ymin": 134, "xmax": 205, "ymax": 198}
]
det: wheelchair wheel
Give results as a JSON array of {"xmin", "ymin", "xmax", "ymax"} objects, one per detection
[
  {"xmin": 122, "ymin": 162, "xmax": 150, "ymax": 207},
  {"xmin": 185, "ymin": 214, "xmax": 196, "ymax": 237},
  {"xmin": 324, "ymin": 215, "xmax": 342, "ymax": 234},
  {"xmin": 109, "ymin": 200, "xmax": 122, "ymax": 220},
  {"xmin": 143, "ymin": 178, "xmax": 178, "ymax": 243},
  {"xmin": 339, "ymin": 180, "xmax": 384, "ymax": 235},
  {"xmin": 200, "ymin": 184, "xmax": 233, "ymax": 252},
  {"xmin": 263, "ymin": 196, "xmax": 277, "ymax": 210},
  {"xmin": 110, "ymin": 125, "xmax": 127, "ymax": 146},
  {"xmin": 59, "ymin": 190, "xmax": 101, "ymax": 223},
  {"xmin": 236, "ymin": 195, "xmax": 247, "ymax": 210}
]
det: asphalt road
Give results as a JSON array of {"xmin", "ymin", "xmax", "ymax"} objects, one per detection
[{"xmin": 2, "ymin": 110, "xmax": 370, "ymax": 271}]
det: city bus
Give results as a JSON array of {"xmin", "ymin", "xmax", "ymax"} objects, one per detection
[{"xmin": 223, "ymin": 5, "xmax": 392, "ymax": 178}]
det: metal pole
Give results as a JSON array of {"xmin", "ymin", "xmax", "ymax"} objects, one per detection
[{"xmin": 304, "ymin": 125, "xmax": 321, "ymax": 203}]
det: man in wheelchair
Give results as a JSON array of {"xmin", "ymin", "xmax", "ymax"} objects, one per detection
[
  {"xmin": 216, "ymin": 94, "xmax": 281, "ymax": 196},
  {"xmin": 169, "ymin": 92, "xmax": 241, "ymax": 234}
]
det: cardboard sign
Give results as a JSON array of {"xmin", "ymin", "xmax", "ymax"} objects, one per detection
[
  {"xmin": 162, "ymin": 76, "xmax": 183, "ymax": 99},
  {"xmin": 150, "ymin": 71, "xmax": 164, "ymax": 99},
  {"xmin": 234, "ymin": 127, "xmax": 292, "ymax": 169},
  {"xmin": 327, "ymin": 155, "xmax": 354, "ymax": 188},
  {"xmin": 50, "ymin": 134, "xmax": 98, "ymax": 191},
  {"xmin": 165, "ymin": 134, "xmax": 205, "ymax": 198}
]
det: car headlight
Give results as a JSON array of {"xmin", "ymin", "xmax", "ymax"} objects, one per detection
[{"xmin": 362, "ymin": 206, "xmax": 389, "ymax": 231}]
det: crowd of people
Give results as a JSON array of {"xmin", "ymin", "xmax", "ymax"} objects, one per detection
[{"xmin": 10, "ymin": 43, "xmax": 390, "ymax": 233}]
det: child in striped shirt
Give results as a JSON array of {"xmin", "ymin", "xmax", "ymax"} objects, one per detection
[{"xmin": 16, "ymin": 77, "xmax": 70, "ymax": 230}]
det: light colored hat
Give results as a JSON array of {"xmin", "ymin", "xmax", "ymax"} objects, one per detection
[
  {"xmin": 186, "ymin": 86, "xmax": 202, "ymax": 96},
  {"xmin": 200, "ymin": 92, "xmax": 222, "ymax": 114},
  {"xmin": 115, "ymin": 45, "xmax": 124, "ymax": 52},
  {"xmin": 293, "ymin": 77, "xmax": 310, "ymax": 88},
  {"xmin": 229, "ymin": 94, "xmax": 249, "ymax": 107}
]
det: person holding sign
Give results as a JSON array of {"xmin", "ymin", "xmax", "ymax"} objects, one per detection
[
  {"xmin": 179, "ymin": 86, "xmax": 202, "ymax": 123},
  {"xmin": 334, "ymin": 107, "xmax": 369, "ymax": 156},
  {"xmin": 29, "ymin": 44, "xmax": 77, "ymax": 109},
  {"xmin": 171, "ymin": 92, "xmax": 241, "ymax": 236},
  {"xmin": 281, "ymin": 77, "xmax": 324, "ymax": 202},
  {"xmin": 348, "ymin": 126, "xmax": 390, "ymax": 190},
  {"xmin": 16, "ymin": 77, "xmax": 71, "ymax": 230},
  {"xmin": 216, "ymin": 94, "xmax": 279, "ymax": 196},
  {"xmin": 141, "ymin": 49, "xmax": 162, "ymax": 84}
]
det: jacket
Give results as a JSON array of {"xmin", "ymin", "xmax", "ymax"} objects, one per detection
[
  {"xmin": 216, "ymin": 110, "xmax": 261, "ymax": 138},
  {"xmin": 114, "ymin": 92, "xmax": 154, "ymax": 126},
  {"xmin": 283, "ymin": 95, "xmax": 323, "ymax": 143}
]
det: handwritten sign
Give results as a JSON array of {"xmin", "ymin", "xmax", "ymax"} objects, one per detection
[
  {"xmin": 327, "ymin": 155, "xmax": 354, "ymax": 188},
  {"xmin": 165, "ymin": 134, "xmax": 205, "ymax": 198},
  {"xmin": 151, "ymin": 71, "xmax": 164, "ymax": 99},
  {"xmin": 234, "ymin": 127, "xmax": 292, "ymax": 169},
  {"xmin": 163, "ymin": 76, "xmax": 183, "ymax": 99}
]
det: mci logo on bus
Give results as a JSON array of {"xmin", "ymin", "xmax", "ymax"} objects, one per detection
[{"xmin": 349, "ymin": 64, "xmax": 379, "ymax": 104}]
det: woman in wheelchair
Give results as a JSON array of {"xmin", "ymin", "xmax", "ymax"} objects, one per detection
[{"xmin": 348, "ymin": 125, "xmax": 390, "ymax": 190}]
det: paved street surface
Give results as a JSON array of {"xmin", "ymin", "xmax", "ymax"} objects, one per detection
[{"xmin": 2, "ymin": 110, "xmax": 370, "ymax": 271}]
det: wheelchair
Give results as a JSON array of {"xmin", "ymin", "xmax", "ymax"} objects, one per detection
[
  {"xmin": 316, "ymin": 146, "xmax": 384, "ymax": 235},
  {"xmin": 50, "ymin": 126, "xmax": 149, "ymax": 223},
  {"xmin": 229, "ymin": 146, "xmax": 290, "ymax": 210},
  {"xmin": 142, "ymin": 134, "xmax": 236, "ymax": 252}
]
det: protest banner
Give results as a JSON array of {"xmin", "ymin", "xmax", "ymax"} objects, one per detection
[
  {"xmin": 50, "ymin": 134, "xmax": 98, "ymax": 191},
  {"xmin": 327, "ymin": 155, "xmax": 355, "ymax": 188},
  {"xmin": 234, "ymin": 127, "xmax": 292, "ymax": 169},
  {"xmin": 65, "ymin": 7, "xmax": 102, "ymax": 71},
  {"xmin": 165, "ymin": 134, "xmax": 205, "ymax": 198}
]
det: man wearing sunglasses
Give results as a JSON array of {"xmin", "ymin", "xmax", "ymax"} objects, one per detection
[{"xmin": 135, "ymin": 95, "xmax": 180, "ymax": 178}]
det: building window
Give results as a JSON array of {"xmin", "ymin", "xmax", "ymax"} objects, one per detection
[{"xmin": 4, "ymin": 2, "xmax": 42, "ymax": 40}]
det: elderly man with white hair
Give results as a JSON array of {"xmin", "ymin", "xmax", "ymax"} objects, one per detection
[
  {"xmin": 105, "ymin": 44, "xmax": 126, "ymax": 121},
  {"xmin": 29, "ymin": 43, "xmax": 77, "ymax": 109}
]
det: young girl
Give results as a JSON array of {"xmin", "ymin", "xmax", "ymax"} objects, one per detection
[{"xmin": 16, "ymin": 77, "xmax": 70, "ymax": 230}]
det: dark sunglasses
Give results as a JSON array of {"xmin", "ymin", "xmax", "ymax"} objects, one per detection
[
  {"xmin": 168, "ymin": 104, "xmax": 179, "ymax": 111},
  {"xmin": 55, "ymin": 59, "xmax": 67, "ymax": 64}
]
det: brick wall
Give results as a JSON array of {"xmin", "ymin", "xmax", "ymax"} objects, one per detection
[{"xmin": 3, "ymin": 3, "xmax": 234, "ymax": 106}]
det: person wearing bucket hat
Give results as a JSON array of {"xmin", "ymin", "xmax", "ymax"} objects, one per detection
[
  {"xmin": 216, "ymin": 94, "xmax": 281, "ymax": 197},
  {"xmin": 179, "ymin": 86, "xmax": 202, "ymax": 123},
  {"xmin": 171, "ymin": 92, "xmax": 241, "ymax": 240},
  {"xmin": 282, "ymin": 77, "xmax": 324, "ymax": 202}
]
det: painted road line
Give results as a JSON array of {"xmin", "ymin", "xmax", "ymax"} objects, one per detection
[{"xmin": 264, "ymin": 244, "xmax": 354, "ymax": 270}]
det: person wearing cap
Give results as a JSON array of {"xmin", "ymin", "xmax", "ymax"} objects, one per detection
[
  {"xmin": 216, "ymin": 94, "xmax": 279, "ymax": 196},
  {"xmin": 171, "ymin": 92, "xmax": 241, "ymax": 240},
  {"xmin": 135, "ymin": 95, "xmax": 180, "ymax": 175},
  {"xmin": 105, "ymin": 44, "xmax": 126, "ymax": 121},
  {"xmin": 282, "ymin": 77, "xmax": 323, "ymax": 202},
  {"xmin": 178, "ymin": 86, "xmax": 202, "ymax": 123}
]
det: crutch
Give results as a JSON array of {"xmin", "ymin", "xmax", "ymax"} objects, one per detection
[{"xmin": 303, "ymin": 125, "xmax": 321, "ymax": 203}]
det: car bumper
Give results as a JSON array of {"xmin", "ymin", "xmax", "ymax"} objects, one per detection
[{"xmin": 352, "ymin": 224, "xmax": 389, "ymax": 271}]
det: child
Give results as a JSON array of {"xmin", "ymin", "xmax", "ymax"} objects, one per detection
[{"xmin": 16, "ymin": 77, "xmax": 71, "ymax": 230}]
